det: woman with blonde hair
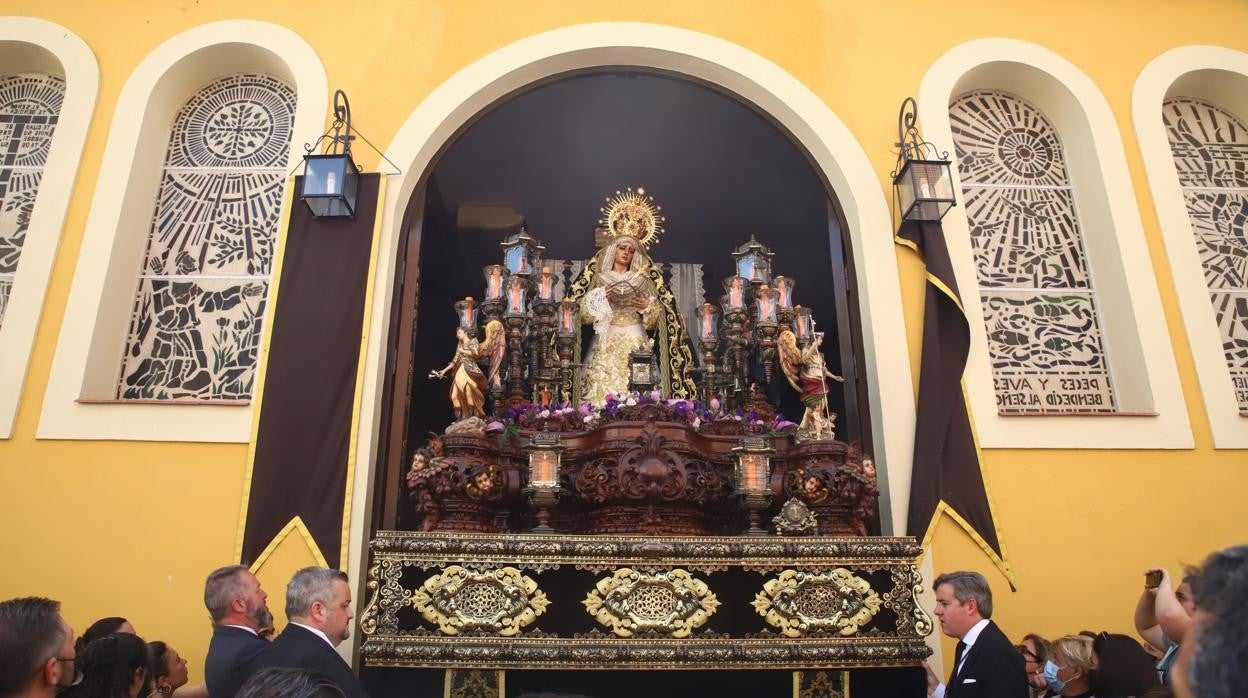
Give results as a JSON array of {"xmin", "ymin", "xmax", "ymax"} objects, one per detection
[{"xmin": 1045, "ymin": 635, "xmax": 1097, "ymax": 697}]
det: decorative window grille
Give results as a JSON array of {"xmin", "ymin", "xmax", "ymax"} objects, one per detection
[
  {"xmin": 117, "ymin": 74, "xmax": 295, "ymax": 401},
  {"xmin": 949, "ymin": 90, "xmax": 1116, "ymax": 414},
  {"xmin": 1163, "ymin": 98, "xmax": 1248, "ymax": 411},
  {"xmin": 0, "ymin": 73, "xmax": 64, "ymax": 330}
]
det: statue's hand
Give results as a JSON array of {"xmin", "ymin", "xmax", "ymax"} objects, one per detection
[{"xmin": 428, "ymin": 369, "xmax": 444, "ymax": 380}]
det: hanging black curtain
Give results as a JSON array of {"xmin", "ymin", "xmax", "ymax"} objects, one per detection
[
  {"xmin": 896, "ymin": 219, "xmax": 1013, "ymax": 586},
  {"xmin": 241, "ymin": 174, "xmax": 380, "ymax": 569}
]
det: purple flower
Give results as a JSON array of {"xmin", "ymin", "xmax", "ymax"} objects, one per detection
[
  {"xmin": 774, "ymin": 419, "xmax": 798, "ymax": 431},
  {"xmin": 709, "ymin": 398, "xmax": 721, "ymax": 411},
  {"xmin": 485, "ymin": 420, "xmax": 504, "ymax": 433},
  {"xmin": 649, "ymin": 390, "xmax": 661, "ymax": 402}
]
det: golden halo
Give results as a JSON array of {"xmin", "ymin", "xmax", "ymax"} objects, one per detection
[{"xmin": 598, "ymin": 187, "xmax": 665, "ymax": 249}]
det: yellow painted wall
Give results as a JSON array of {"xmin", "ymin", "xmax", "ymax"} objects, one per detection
[{"xmin": 1, "ymin": 0, "xmax": 1246, "ymax": 682}]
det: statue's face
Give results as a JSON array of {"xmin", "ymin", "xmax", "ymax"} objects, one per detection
[{"xmin": 614, "ymin": 241, "xmax": 636, "ymax": 268}]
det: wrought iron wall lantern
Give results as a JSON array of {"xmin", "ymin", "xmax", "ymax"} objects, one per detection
[
  {"xmin": 733, "ymin": 435, "xmax": 775, "ymax": 536},
  {"xmin": 524, "ymin": 432, "xmax": 565, "ymax": 534},
  {"xmin": 891, "ymin": 96, "xmax": 956, "ymax": 224},
  {"xmin": 301, "ymin": 90, "xmax": 360, "ymax": 218}
]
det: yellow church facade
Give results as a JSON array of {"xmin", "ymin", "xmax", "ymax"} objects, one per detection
[{"xmin": 0, "ymin": 0, "xmax": 1246, "ymax": 686}]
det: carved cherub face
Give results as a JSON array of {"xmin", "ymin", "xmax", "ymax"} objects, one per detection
[
  {"xmin": 473, "ymin": 470, "xmax": 496, "ymax": 491},
  {"xmin": 410, "ymin": 452, "xmax": 427, "ymax": 471},
  {"xmin": 862, "ymin": 458, "xmax": 876, "ymax": 480}
]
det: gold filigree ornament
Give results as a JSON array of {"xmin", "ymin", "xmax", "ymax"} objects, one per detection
[
  {"xmin": 598, "ymin": 187, "xmax": 665, "ymax": 249},
  {"xmin": 583, "ymin": 568, "xmax": 719, "ymax": 638},
  {"xmin": 412, "ymin": 566, "xmax": 549, "ymax": 637},
  {"xmin": 752, "ymin": 568, "xmax": 882, "ymax": 637}
]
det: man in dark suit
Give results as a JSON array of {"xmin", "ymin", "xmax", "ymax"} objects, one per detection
[
  {"xmin": 203, "ymin": 565, "xmax": 273, "ymax": 698},
  {"xmin": 922, "ymin": 570, "xmax": 1027, "ymax": 698},
  {"xmin": 256, "ymin": 567, "xmax": 369, "ymax": 698}
]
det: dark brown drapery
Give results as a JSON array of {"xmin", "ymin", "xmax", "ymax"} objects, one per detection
[
  {"xmin": 240, "ymin": 174, "xmax": 381, "ymax": 569},
  {"xmin": 896, "ymin": 219, "xmax": 1013, "ymax": 587}
]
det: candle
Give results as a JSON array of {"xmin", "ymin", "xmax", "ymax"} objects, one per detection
[
  {"xmin": 484, "ymin": 265, "xmax": 505, "ymax": 300},
  {"xmin": 539, "ymin": 267, "xmax": 554, "ymax": 300},
  {"xmin": 560, "ymin": 302, "xmax": 575, "ymax": 333}
]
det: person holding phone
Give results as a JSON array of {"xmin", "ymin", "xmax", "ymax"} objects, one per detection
[{"xmin": 1133, "ymin": 566, "xmax": 1195, "ymax": 685}]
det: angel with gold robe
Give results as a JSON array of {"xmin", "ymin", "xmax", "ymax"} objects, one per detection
[
  {"xmin": 429, "ymin": 319, "xmax": 503, "ymax": 423},
  {"xmin": 778, "ymin": 328, "xmax": 844, "ymax": 441}
]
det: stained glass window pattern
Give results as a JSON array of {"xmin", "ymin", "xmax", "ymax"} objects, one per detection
[
  {"xmin": 950, "ymin": 90, "xmax": 1116, "ymax": 413},
  {"xmin": 118, "ymin": 74, "xmax": 294, "ymax": 401},
  {"xmin": 0, "ymin": 73, "xmax": 64, "ymax": 330},
  {"xmin": 1164, "ymin": 98, "xmax": 1248, "ymax": 410}
]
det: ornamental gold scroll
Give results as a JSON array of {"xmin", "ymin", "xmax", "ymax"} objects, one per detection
[
  {"xmin": 412, "ymin": 566, "xmax": 549, "ymax": 637},
  {"xmin": 752, "ymin": 568, "xmax": 882, "ymax": 637},
  {"xmin": 583, "ymin": 568, "xmax": 720, "ymax": 638}
]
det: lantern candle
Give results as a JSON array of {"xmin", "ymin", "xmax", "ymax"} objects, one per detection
[
  {"xmin": 756, "ymin": 286, "xmax": 778, "ymax": 323},
  {"xmin": 773, "ymin": 275, "xmax": 795, "ymax": 308},
  {"xmin": 538, "ymin": 266, "xmax": 555, "ymax": 301},
  {"xmin": 484, "ymin": 265, "xmax": 507, "ymax": 301},
  {"xmin": 793, "ymin": 306, "xmax": 812, "ymax": 339},
  {"xmin": 559, "ymin": 299, "xmax": 577, "ymax": 333},
  {"xmin": 698, "ymin": 302, "xmax": 720, "ymax": 341},
  {"xmin": 505, "ymin": 276, "xmax": 528, "ymax": 315},
  {"xmin": 723, "ymin": 276, "xmax": 748, "ymax": 309},
  {"xmin": 454, "ymin": 296, "xmax": 477, "ymax": 330}
]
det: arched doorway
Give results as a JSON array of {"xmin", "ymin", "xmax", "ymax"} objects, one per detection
[{"xmin": 345, "ymin": 21, "xmax": 914, "ymax": 598}]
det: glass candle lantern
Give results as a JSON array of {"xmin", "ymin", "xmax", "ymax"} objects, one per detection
[
  {"xmin": 536, "ymin": 266, "xmax": 557, "ymax": 301},
  {"xmin": 722, "ymin": 276, "xmax": 749, "ymax": 310},
  {"xmin": 505, "ymin": 275, "xmax": 530, "ymax": 315},
  {"xmin": 454, "ymin": 296, "xmax": 478, "ymax": 331},
  {"xmin": 755, "ymin": 286, "xmax": 779, "ymax": 324},
  {"xmin": 772, "ymin": 275, "xmax": 795, "ymax": 308},
  {"xmin": 698, "ymin": 302, "xmax": 720, "ymax": 341},
  {"xmin": 793, "ymin": 305, "xmax": 813, "ymax": 339},
  {"xmin": 733, "ymin": 436, "xmax": 774, "ymax": 494},
  {"xmin": 527, "ymin": 433, "xmax": 563, "ymax": 488},
  {"xmin": 501, "ymin": 229, "xmax": 545, "ymax": 277},
  {"xmin": 558, "ymin": 299, "xmax": 577, "ymax": 334},
  {"xmin": 483, "ymin": 265, "xmax": 508, "ymax": 301},
  {"xmin": 731, "ymin": 236, "xmax": 775, "ymax": 284}
]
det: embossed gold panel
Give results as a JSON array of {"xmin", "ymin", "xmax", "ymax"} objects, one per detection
[
  {"xmin": 413, "ymin": 565, "xmax": 549, "ymax": 637},
  {"xmin": 584, "ymin": 568, "xmax": 719, "ymax": 638},
  {"xmin": 753, "ymin": 568, "xmax": 882, "ymax": 637}
]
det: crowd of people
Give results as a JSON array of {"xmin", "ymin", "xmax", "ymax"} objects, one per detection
[
  {"xmin": 921, "ymin": 544, "xmax": 1248, "ymax": 697},
  {"xmin": 0, "ymin": 566, "xmax": 361, "ymax": 698},
  {"xmin": 1, "ymin": 545, "xmax": 1244, "ymax": 698}
]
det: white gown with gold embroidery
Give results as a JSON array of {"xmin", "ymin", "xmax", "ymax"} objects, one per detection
[{"xmin": 580, "ymin": 267, "xmax": 658, "ymax": 405}]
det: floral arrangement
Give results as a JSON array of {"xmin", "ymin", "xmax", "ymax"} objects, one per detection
[{"xmin": 485, "ymin": 390, "xmax": 798, "ymax": 439}]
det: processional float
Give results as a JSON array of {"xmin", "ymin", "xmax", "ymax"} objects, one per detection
[{"xmin": 358, "ymin": 188, "xmax": 931, "ymax": 672}]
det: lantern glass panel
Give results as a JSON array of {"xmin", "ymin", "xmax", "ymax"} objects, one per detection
[
  {"xmin": 793, "ymin": 306, "xmax": 813, "ymax": 339},
  {"xmin": 698, "ymin": 303, "xmax": 720, "ymax": 341},
  {"xmin": 484, "ymin": 265, "xmax": 508, "ymax": 301},
  {"xmin": 738, "ymin": 453, "xmax": 770, "ymax": 492},
  {"xmin": 755, "ymin": 288, "xmax": 779, "ymax": 324},
  {"xmin": 505, "ymin": 276, "xmax": 528, "ymax": 315},
  {"xmin": 722, "ymin": 276, "xmax": 748, "ymax": 309},
  {"xmin": 529, "ymin": 450, "xmax": 560, "ymax": 488},
  {"xmin": 302, "ymin": 154, "xmax": 358, "ymax": 218},
  {"xmin": 559, "ymin": 299, "xmax": 577, "ymax": 333},
  {"xmin": 896, "ymin": 159, "xmax": 955, "ymax": 222},
  {"xmin": 773, "ymin": 276, "xmax": 795, "ymax": 307},
  {"xmin": 536, "ymin": 268, "xmax": 557, "ymax": 301}
]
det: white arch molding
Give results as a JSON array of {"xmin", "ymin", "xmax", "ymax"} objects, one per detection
[
  {"xmin": 1134, "ymin": 45, "xmax": 1248, "ymax": 449},
  {"xmin": 344, "ymin": 22, "xmax": 918, "ymax": 608},
  {"xmin": 0, "ymin": 18, "xmax": 99, "ymax": 438},
  {"xmin": 917, "ymin": 38, "xmax": 1191, "ymax": 449},
  {"xmin": 39, "ymin": 20, "xmax": 328, "ymax": 442}
]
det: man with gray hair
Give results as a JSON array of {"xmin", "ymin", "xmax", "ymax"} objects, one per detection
[
  {"xmin": 204, "ymin": 565, "xmax": 274, "ymax": 698},
  {"xmin": 921, "ymin": 571, "xmax": 1027, "ymax": 697},
  {"xmin": 0, "ymin": 597, "xmax": 77, "ymax": 698},
  {"xmin": 257, "ymin": 567, "xmax": 369, "ymax": 698}
]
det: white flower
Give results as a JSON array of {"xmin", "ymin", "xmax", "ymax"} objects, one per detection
[
  {"xmin": 692, "ymin": 417, "xmax": 702, "ymax": 428},
  {"xmin": 539, "ymin": 410, "xmax": 551, "ymax": 418},
  {"xmin": 625, "ymin": 397, "xmax": 638, "ymax": 406}
]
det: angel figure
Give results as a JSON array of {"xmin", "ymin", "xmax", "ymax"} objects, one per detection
[
  {"xmin": 429, "ymin": 320, "xmax": 504, "ymax": 424},
  {"xmin": 778, "ymin": 328, "xmax": 845, "ymax": 441}
]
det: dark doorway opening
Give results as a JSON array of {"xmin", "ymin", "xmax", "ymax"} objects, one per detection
[{"xmin": 373, "ymin": 70, "xmax": 872, "ymax": 533}]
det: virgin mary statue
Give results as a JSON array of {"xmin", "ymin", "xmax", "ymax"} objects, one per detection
[{"xmin": 564, "ymin": 189, "xmax": 698, "ymax": 405}]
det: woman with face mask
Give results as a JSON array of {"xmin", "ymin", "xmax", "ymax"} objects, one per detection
[{"xmin": 1045, "ymin": 635, "xmax": 1097, "ymax": 698}]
